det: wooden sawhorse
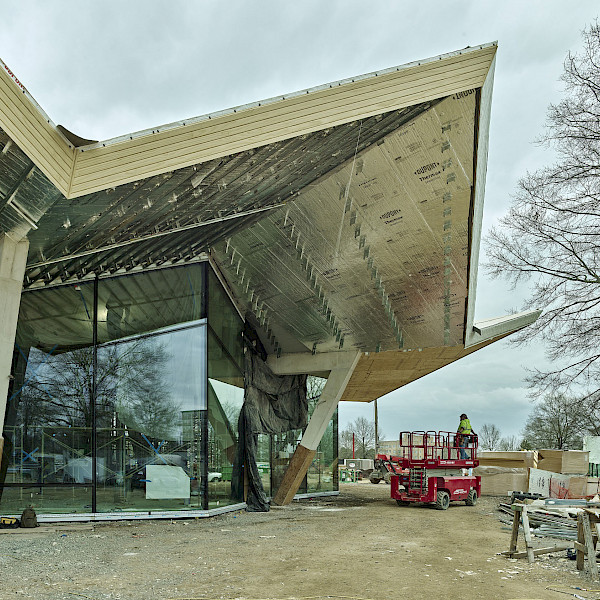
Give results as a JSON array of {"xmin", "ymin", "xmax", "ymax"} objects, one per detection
[{"xmin": 502, "ymin": 504, "xmax": 569, "ymax": 564}]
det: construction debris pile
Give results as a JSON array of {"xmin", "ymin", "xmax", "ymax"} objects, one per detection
[{"xmin": 498, "ymin": 498, "xmax": 592, "ymax": 540}]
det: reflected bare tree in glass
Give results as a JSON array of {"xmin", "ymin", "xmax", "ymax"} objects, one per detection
[
  {"xmin": 106, "ymin": 339, "xmax": 180, "ymax": 440},
  {"xmin": 15, "ymin": 338, "xmax": 179, "ymax": 449}
]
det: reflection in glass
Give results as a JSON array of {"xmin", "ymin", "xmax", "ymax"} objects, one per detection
[
  {"xmin": 96, "ymin": 326, "xmax": 206, "ymax": 512},
  {"xmin": 1, "ymin": 261, "xmax": 339, "ymax": 517},
  {"xmin": 98, "ymin": 264, "xmax": 204, "ymax": 344},
  {"xmin": 207, "ymin": 319, "xmax": 244, "ymax": 507},
  {"xmin": 2, "ymin": 280, "xmax": 95, "ymax": 514},
  {"xmin": 208, "ymin": 269, "xmax": 243, "ymax": 373}
]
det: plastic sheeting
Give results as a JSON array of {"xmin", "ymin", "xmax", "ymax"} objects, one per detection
[{"xmin": 232, "ymin": 349, "xmax": 307, "ymax": 511}]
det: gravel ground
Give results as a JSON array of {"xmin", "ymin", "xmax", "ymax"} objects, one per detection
[{"xmin": 0, "ymin": 482, "xmax": 597, "ymax": 600}]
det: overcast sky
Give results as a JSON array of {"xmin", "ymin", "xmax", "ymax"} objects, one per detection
[{"xmin": 1, "ymin": 1, "xmax": 598, "ymax": 442}]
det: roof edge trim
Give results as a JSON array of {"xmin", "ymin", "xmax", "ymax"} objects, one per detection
[
  {"xmin": 466, "ymin": 308, "xmax": 542, "ymax": 348},
  {"xmin": 77, "ymin": 42, "xmax": 498, "ymax": 151}
]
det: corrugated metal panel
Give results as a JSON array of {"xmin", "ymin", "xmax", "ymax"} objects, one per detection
[
  {"xmin": 24, "ymin": 105, "xmax": 427, "ymax": 288},
  {"xmin": 68, "ymin": 45, "xmax": 496, "ymax": 197},
  {"xmin": 0, "ymin": 60, "xmax": 74, "ymax": 193}
]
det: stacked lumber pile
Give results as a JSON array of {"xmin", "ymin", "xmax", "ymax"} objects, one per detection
[
  {"xmin": 476, "ymin": 450, "xmax": 594, "ymax": 498},
  {"xmin": 479, "ymin": 451, "xmax": 538, "ymax": 469},
  {"xmin": 476, "ymin": 451, "xmax": 536, "ymax": 496},
  {"xmin": 537, "ymin": 450, "xmax": 588, "ymax": 474}
]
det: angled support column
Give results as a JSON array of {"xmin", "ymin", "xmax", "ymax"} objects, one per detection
[
  {"xmin": 271, "ymin": 351, "xmax": 360, "ymax": 506},
  {"xmin": 0, "ymin": 235, "xmax": 29, "ymax": 458}
]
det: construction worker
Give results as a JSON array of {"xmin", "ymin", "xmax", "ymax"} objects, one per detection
[{"xmin": 457, "ymin": 413, "xmax": 476, "ymax": 460}]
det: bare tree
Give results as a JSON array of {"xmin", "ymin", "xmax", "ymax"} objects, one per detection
[
  {"xmin": 479, "ymin": 423, "xmax": 502, "ymax": 451},
  {"xmin": 498, "ymin": 435, "xmax": 521, "ymax": 451},
  {"xmin": 339, "ymin": 416, "xmax": 382, "ymax": 459},
  {"xmin": 486, "ymin": 23, "xmax": 600, "ymax": 402},
  {"xmin": 521, "ymin": 394, "xmax": 584, "ymax": 449}
]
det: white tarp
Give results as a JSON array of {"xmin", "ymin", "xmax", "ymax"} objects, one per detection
[{"xmin": 145, "ymin": 465, "xmax": 190, "ymax": 500}]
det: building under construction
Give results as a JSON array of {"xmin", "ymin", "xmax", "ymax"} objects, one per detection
[{"xmin": 0, "ymin": 42, "xmax": 539, "ymax": 520}]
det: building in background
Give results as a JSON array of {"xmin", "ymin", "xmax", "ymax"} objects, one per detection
[
  {"xmin": 378, "ymin": 440, "xmax": 402, "ymax": 457},
  {"xmin": 0, "ymin": 43, "xmax": 539, "ymax": 519}
]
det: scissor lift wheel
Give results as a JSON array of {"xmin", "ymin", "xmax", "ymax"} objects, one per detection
[
  {"xmin": 435, "ymin": 490, "xmax": 450, "ymax": 510},
  {"xmin": 466, "ymin": 489, "xmax": 477, "ymax": 506}
]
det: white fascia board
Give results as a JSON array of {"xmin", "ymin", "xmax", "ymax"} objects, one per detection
[
  {"xmin": 79, "ymin": 42, "xmax": 498, "ymax": 151},
  {"xmin": 0, "ymin": 43, "xmax": 497, "ymax": 200},
  {"xmin": 467, "ymin": 309, "xmax": 542, "ymax": 347},
  {"xmin": 463, "ymin": 53, "xmax": 496, "ymax": 345},
  {"xmin": 462, "ymin": 51, "xmax": 542, "ymax": 348}
]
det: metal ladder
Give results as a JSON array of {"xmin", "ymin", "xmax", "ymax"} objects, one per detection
[{"xmin": 409, "ymin": 467, "xmax": 428, "ymax": 493}]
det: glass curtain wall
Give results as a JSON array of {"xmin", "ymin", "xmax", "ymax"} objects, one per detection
[
  {"xmin": 1, "ymin": 261, "xmax": 339, "ymax": 516},
  {"xmin": 269, "ymin": 377, "xmax": 338, "ymax": 496},
  {"xmin": 1, "ymin": 263, "xmax": 213, "ymax": 514},
  {"xmin": 1, "ymin": 283, "xmax": 95, "ymax": 513}
]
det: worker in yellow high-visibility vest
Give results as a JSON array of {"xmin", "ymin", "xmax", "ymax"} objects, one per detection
[{"xmin": 457, "ymin": 413, "xmax": 476, "ymax": 460}]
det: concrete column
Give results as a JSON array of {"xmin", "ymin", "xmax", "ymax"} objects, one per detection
[
  {"xmin": 272, "ymin": 351, "xmax": 360, "ymax": 506},
  {"xmin": 0, "ymin": 234, "xmax": 29, "ymax": 458}
]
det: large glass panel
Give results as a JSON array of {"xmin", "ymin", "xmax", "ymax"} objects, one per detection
[
  {"xmin": 208, "ymin": 269, "xmax": 243, "ymax": 372},
  {"xmin": 270, "ymin": 376, "xmax": 339, "ymax": 497},
  {"xmin": 96, "ymin": 325, "xmax": 206, "ymax": 512},
  {"xmin": 1, "ymin": 283, "xmax": 95, "ymax": 514},
  {"xmin": 306, "ymin": 377, "xmax": 336, "ymax": 493},
  {"xmin": 97, "ymin": 264, "xmax": 204, "ymax": 344},
  {"xmin": 207, "ymin": 330, "xmax": 244, "ymax": 508},
  {"xmin": 270, "ymin": 429, "xmax": 305, "ymax": 495},
  {"xmin": 207, "ymin": 270, "xmax": 244, "ymax": 508},
  {"xmin": 307, "ymin": 408, "xmax": 338, "ymax": 493}
]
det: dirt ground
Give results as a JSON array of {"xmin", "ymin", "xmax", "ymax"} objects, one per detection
[{"xmin": 1, "ymin": 481, "xmax": 598, "ymax": 600}]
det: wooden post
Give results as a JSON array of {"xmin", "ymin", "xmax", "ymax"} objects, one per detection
[
  {"xmin": 582, "ymin": 513, "xmax": 599, "ymax": 580},
  {"xmin": 578, "ymin": 515, "xmax": 585, "ymax": 571},
  {"xmin": 509, "ymin": 505, "xmax": 520, "ymax": 554},
  {"xmin": 521, "ymin": 507, "xmax": 535, "ymax": 564},
  {"xmin": 272, "ymin": 354, "xmax": 360, "ymax": 506}
]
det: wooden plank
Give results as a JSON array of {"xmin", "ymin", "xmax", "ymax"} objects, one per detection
[
  {"xmin": 0, "ymin": 60, "xmax": 74, "ymax": 193},
  {"xmin": 69, "ymin": 74, "xmax": 487, "ymax": 195},
  {"xmin": 509, "ymin": 506, "xmax": 521, "ymax": 553},
  {"xmin": 521, "ymin": 507, "xmax": 535, "ymax": 564},
  {"xmin": 68, "ymin": 50, "xmax": 496, "ymax": 197},
  {"xmin": 502, "ymin": 545, "xmax": 570, "ymax": 559},
  {"xmin": 582, "ymin": 512, "xmax": 599, "ymax": 579},
  {"xmin": 75, "ymin": 49, "xmax": 493, "ymax": 170},
  {"xmin": 73, "ymin": 59, "xmax": 490, "ymax": 177}
]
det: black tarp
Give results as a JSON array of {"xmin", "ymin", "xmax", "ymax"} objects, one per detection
[{"xmin": 232, "ymin": 349, "xmax": 307, "ymax": 511}]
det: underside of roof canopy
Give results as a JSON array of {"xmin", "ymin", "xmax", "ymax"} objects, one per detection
[{"xmin": 0, "ymin": 43, "xmax": 540, "ymax": 402}]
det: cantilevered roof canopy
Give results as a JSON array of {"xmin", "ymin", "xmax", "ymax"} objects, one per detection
[{"xmin": 0, "ymin": 43, "xmax": 540, "ymax": 402}]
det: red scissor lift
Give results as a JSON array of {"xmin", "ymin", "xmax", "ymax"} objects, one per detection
[{"xmin": 390, "ymin": 431, "xmax": 481, "ymax": 510}]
